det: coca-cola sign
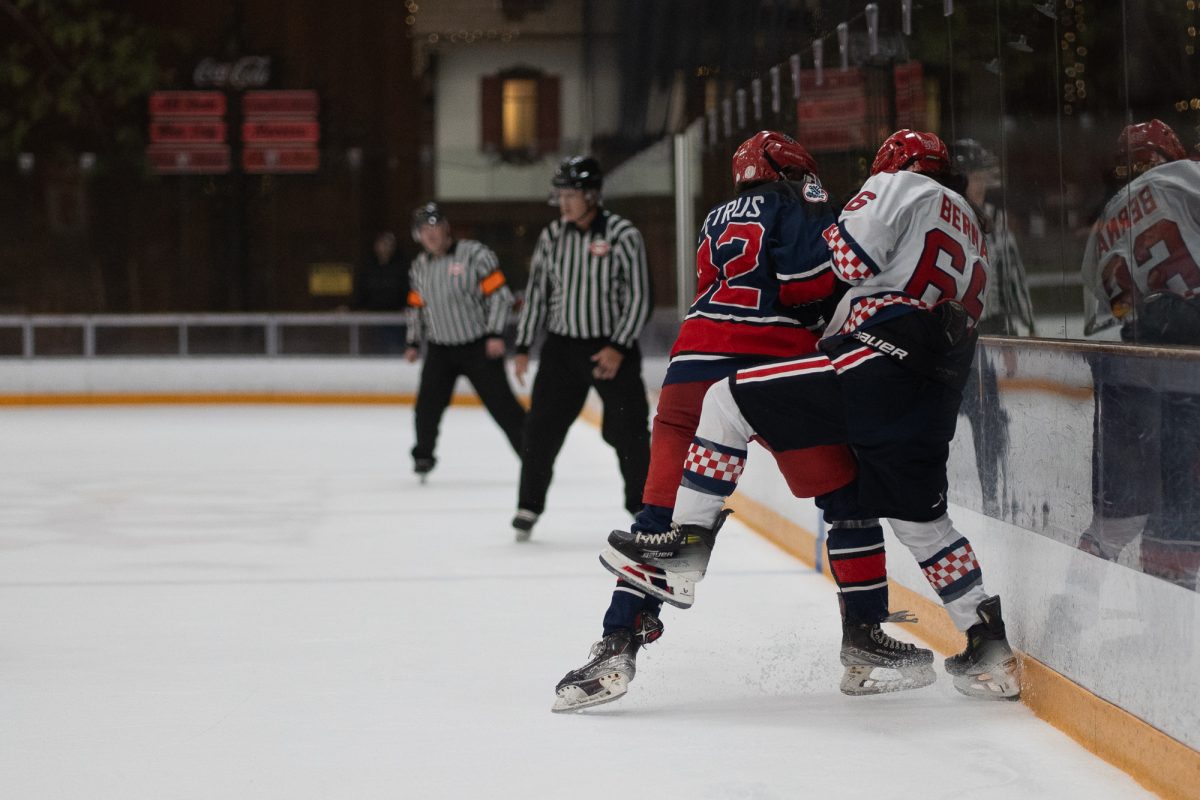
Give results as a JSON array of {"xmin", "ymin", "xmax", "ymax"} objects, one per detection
[{"xmin": 193, "ymin": 56, "xmax": 271, "ymax": 89}]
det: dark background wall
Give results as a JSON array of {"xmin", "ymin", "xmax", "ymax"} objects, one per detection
[{"xmin": 0, "ymin": 0, "xmax": 422, "ymax": 313}]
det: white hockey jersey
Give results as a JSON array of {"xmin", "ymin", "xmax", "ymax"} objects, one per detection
[
  {"xmin": 821, "ymin": 170, "xmax": 990, "ymax": 342},
  {"xmin": 1082, "ymin": 159, "xmax": 1200, "ymax": 334}
]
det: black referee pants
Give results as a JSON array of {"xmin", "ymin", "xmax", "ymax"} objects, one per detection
[
  {"xmin": 412, "ymin": 339, "xmax": 526, "ymax": 463},
  {"xmin": 517, "ymin": 334, "xmax": 651, "ymax": 516}
]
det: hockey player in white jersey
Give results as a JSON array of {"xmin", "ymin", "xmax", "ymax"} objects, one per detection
[
  {"xmin": 608, "ymin": 130, "xmax": 1021, "ymax": 700},
  {"xmin": 1079, "ymin": 120, "xmax": 1200, "ymax": 590}
]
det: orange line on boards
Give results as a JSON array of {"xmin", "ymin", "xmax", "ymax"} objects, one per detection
[{"xmin": 997, "ymin": 377, "xmax": 1093, "ymax": 401}]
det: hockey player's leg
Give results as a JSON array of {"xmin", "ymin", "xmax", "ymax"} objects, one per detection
[
  {"xmin": 552, "ymin": 611, "xmax": 664, "ymax": 712},
  {"xmin": 601, "ymin": 379, "xmax": 753, "ymax": 606},
  {"xmin": 822, "ymin": 493, "xmax": 934, "ymax": 695},
  {"xmin": 889, "ymin": 515, "xmax": 1020, "ymax": 699},
  {"xmin": 599, "ymin": 506, "xmax": 670, "ymax": 631},
  {"xmin": 597, "ymin": 381, "xmax": 711, "ymax": 622}
]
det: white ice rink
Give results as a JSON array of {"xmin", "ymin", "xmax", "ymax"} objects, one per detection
[{"xmin": 0, "ymin": 405, "xmax": 1154, "ymax": 799}]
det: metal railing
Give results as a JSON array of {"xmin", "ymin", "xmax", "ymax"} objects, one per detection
[
  {"xmin": 0, "ymin": 309, "xmax": 688, "ymax": 360},
  {"xmin": 0, "ymin": 313, "xmax": 409, "ymax": 358}
]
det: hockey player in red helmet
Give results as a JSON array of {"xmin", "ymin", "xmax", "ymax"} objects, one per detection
[
  {"xmin": 604, "ymin": 129, "xmax": 1024, "ymax": 704},
  {"xmin": 730, "ymin": 129, "xmax": 819, "ymax": 188},
  {"xmin": 870, "ymin": 128, "xmax": 952, "ymax": 175},
  {"xmin": 1114, "ymin": 119, "xmax": 1187, "ymax": 180},
  {"xmin": 554, "ymin": 130, "xmax": 907, "ymax": 711}
]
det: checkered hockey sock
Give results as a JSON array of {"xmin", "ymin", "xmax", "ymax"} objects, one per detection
[
  {"xmin": 889, "ymin": 515, "xmax": 990, "ymax": 631},
  {"xmin": 672, "ymin": 436, "xmax": 747, "ymax": 529}
]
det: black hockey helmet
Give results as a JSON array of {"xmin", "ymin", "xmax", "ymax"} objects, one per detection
[
  {"xmin": 951, "ymin": 139, "xmax": 998, "ymax": 173},
  {"xmin": 411, "ymin": 201, "xmax": 447, "ymax": 243},
  {"xmin": 551, "ymin": 156, "xmax": 603, "ymax": 190}
]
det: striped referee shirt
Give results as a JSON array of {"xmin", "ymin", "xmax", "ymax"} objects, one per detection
[
  {"xmin": 515, "ymin": 209, "xmax": 651, "ymax": 353},
  {"xmin": 406, "ymin": 239, "xmax": 513, "ymax": 346}
]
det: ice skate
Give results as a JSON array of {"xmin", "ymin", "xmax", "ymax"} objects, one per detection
[
  {"xmin": 839, "ymin": 611, "xmax": 936, "ymax": 696},
  {"xmin": 551, "ymin": 613, "xmax": 663, "ymax": 713},
  {"xmin": 598, "ymin": 510, "xmax": 732, "ymax": 609},
  {"xmin": 413, "ymin": 457, "xmax": 436, "ymax": 485},
  {"xmin": 944, "ymin": 595, "xmax": 1021, "ymax": 700},
  {"xmin": 512, "ymin": 509, "xmax": 538, "ymax": 543}
]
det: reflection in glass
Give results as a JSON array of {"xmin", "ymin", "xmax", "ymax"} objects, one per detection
[
  {"xmin": 1083, "ymin": 349, "xmax": 1200, "ymax": 592},
  {"xmin": 1082, "ymin": 120, "xmax": 1200, "ymax": 345}
]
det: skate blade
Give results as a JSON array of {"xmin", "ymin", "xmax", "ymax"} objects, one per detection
[
  {"xmin": 839, "ymin": 664, "xmax": 937, "ymax": 696},
  {"xmin": 598, "ymin": 547, "xmax": 696, "ymax": 609},
  {"xmin": 951, "ymin": 659, "xmax": 1022, "ymax": 700},
  {"xmin": 551, "ymin": 672, "xmax": 629, "ymax": 713},
  {"xmin": 514, "ymin": 527, "xmax": 532, "ymax": 543},
  {"xmin": 418, "ymin": 474, "xmax": 429, "ymax": 486}
]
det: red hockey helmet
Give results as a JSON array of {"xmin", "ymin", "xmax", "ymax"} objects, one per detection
[
  {"xmin": 870, "ymin": 129, "xmax": 951, "ymax": 176},
  {"xmin": 1116, "ymin": 120, "xmax": 1186, "ymax": 174},
  {"xmin": 732, "ymin": 131, "xmax": 819, "ymax": 189}
]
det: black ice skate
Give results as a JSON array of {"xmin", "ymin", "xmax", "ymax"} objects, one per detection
[
  {"xmin": 840, "ymin": 611, "xmax": 936, "ymax": 696},
  {"xmin": 597, "ymin": 510, "xmax": 733, "ymax": 609},
  {"xmin": 413, "ymin": 457, "xmax": 436, "ymax": 485},
  {"xmin": 511, "ymin": 509, "xmax": 538, "ymax": 543},
  {"xmin": 944, "ymin": 595, "xmax": 1021, "ymax": 700},
  {"xmin": 551, "ymin": 613, "xmax": 664, "ymax": 713}
]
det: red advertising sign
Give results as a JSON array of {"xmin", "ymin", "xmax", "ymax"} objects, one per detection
[
  {"xmin": 242, "ymin": 90, "xmax": 320, "ymax": 117},
  {"xmin": 242, "ymin": 146, "xmax": 320, "ymax": 174},
  {"xmin": 149, "ymin": 91, "xmax": 227, "ymax": 118},
  {"xmin": 150, "ymin": 121, "xmax": 228, "ymax": 144},
  {"xmin": 796, "ymin": 69, "xmax": 869, "ymax": 153},
  {"xmin": 147, "ymin": 145, "xmax": 231, "ymax": 174},
  {"xmin": 242, "ymin": 120, "xmax": 321, "ymax": 144}
]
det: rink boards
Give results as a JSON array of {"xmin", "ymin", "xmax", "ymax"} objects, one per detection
[{"xmin": 0, "ymin": 340, "xmax": 1197, "ymax": 798}]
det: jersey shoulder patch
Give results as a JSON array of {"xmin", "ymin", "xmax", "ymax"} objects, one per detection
[{"xmin": 802, "ymin": 177, "xmax": 829, "ymax": 204}]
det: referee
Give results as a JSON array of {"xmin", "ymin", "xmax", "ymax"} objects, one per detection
[
  {"xmin": 510, "ymin": 156, "xmax": 652, "ymax": 540},
  {"xmin": 406, "ymin": 202, "xmax": 525, "ymax": 479}
]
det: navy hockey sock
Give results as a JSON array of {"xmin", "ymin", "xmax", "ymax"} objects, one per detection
[
  {"xmin": 631, "ymin": 503, "xmax": 673, "ymax": 534},
  {"xmin": 602, "ymin": 580, "xmax": 661, "ymax": 635},
  {"xmin": 826, "ymin": 520, "xmax": 888, "ymax": 624}
]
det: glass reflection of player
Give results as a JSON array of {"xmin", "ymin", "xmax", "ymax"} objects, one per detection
[{"xmin": 1080, "ymin": 119, "xmax": 1200, "ymax": 590}]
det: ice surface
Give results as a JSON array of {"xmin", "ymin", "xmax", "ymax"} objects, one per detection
[{"xmin": 0, "ymin": 405, "xmax": 1152, "ymax": 799}]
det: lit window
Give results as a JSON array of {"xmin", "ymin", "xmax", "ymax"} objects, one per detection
[
  {"xmin": 481, "ymin": 70, "xmax": 559, "ymax": 160},
  {"xmin": 502, "ymin": 78, "xmax": 538, "ymax": 151}
]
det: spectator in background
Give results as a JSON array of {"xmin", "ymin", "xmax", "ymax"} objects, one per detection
[
  {"xmin": 406, "ymin": 203, "xmax": 526, "ymax": 481},
  {"xmin": 355, "ymin": 231, "xmax": 408, "ymax": 353}
]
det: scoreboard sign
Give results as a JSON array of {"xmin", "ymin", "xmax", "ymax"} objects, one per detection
[
  {"xmin": 241, "ymin": 90, "xmax": 321, "ymax": 174},
  {"xmin": 146, "ymin": 89, "xmax": 320, "ymax": 175},
  {"xmin": 147, "ymin": 91, "xmax": 230, "ymax": 175},
  {"xmin": 150, "ymin": 120, "xmax": 228, "ymax": 144},
  {"xmin": 242, "ymin": 90, "xmax": 319, "ymax": 117},
  {"xmin": 242, "ymin": 147, "xmax": 320, "ymax": 174},
  {"xmin": 242, "ymin": 120, "xmax": 320, "ymax": 144},
  {"xmin": 147, "ymin": 145, "xmax": 231, "ymax": 174},
  {"xmin": 149, "ymin": 91, "xmax": 226, "ymax": 117}
]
